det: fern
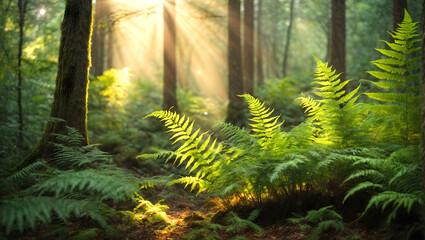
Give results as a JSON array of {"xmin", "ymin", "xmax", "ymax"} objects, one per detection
[
  {"xmin": 0, "ymin": 128, "xmax": 147, "ymax": 237},
  {"xmin": 239, "ymin": 94, "xmax": 284, "ymax": 148},
  {"xmin": 363, "ymin": 11, "xmax": 421, "ymax": 144},
  {"xmin": 344, "ymin": 145, "xmax": 423, "ymax": 224},
  {"xmin": 298, "ymin": 57, "xmax": 363, "ymax": 147},
  {"xmin": 225, "ymin": 210, "xmax": 263, "ymax": 234},
  {"xmin": 289, "ymin": 205, "xmax": 344, "ymax": 240}
]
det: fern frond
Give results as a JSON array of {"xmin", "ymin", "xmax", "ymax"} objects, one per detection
[
  {"xmin": 30, "ymin": 168, "xmax": 139, "ymax": 201},
  {"xmin": 363, "ymin": 191, "xmax": 424, "ymax": 224},
  {"xmin": 299, "ymin": 57, "xmax": 363, "ymax": 147},
  {"xmin": 239, "ymin": 94, "xmax": 285, "ymax": 146},
  {"xmin": 168, "ymin": 176, "xmax": 209, "ymax": 194},
  {"xmin": 0, "ymin": 196, "xmax": 107, "ymax": 234},
  {"xmin": 364, "ymin": 11, "xmax": 421, "ymax": 144},
  {"xmin": 143, "ymin": 110, "xmax": 223, "ymax": 175}
]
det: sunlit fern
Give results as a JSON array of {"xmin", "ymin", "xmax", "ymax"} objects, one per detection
[
  {"xmin": 139, "ymin": 110, "xmax": 224, "ymax": 194},
  {"xmin": 141, "ymin": 95, "xmax": 319, "ymax": 205},
  {"xmin": 298, "ymin": 57, "xmax": 363, "ymax": 147},
  {"xmin": 363, "ymin": 11, "xmax": 421, "ymax": 144}
]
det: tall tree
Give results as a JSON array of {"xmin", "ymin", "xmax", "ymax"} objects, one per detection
[
  {"xmin": 243, "ymin": 0, "xmax": 254, "ymax": 95},
  {"xmin": 256, "ymin": 0, "xmax": 264, "ymax": 86},
  {"xmin": 282, "ymin": 0, "xmax": 295, "ymax": 78},
  {"xmin": 330, "ymin": 0, "xmax": 346, "ymax": 82},
  {"xmin": 17, "ymin": 0, "xmax": 29, "ymax": 148},
  {"xmin": 163, "ymin": 0, "xmax": 178, "ymax": 112},
  {"xmin": 226, "ymin": 0, "xmax": 244, "ymax": 127},
  {"xmin": 92, "ymin": 0, "xmax": 106, "ymax": 77},
  {"xmin": 106, "ymin": 0, "xmax": 114, "ymax": 70},
  {"xmin": 421, "ymin": 0, "xmax": 425, "ymax": 237},
  {"xmin": 393, "ymin": 0, "xmax": 407, "ymax": 31},
  {"xmin": 22, "ymin": 0, "xmax": 93, "ymax": 166}
]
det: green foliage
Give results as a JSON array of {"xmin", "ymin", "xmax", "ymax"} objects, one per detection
[
  {"xmin": 289, "ymin": 206, "xmax": 344, "ymax": 240},
  {"xmin": 0, "ymin": 127, "xmax": 143, "ymax": 237},
  {"xmin": 132, "ymin": 194, "xmax": 171, "ymax": 227},
  {"xmin": 363, "ymin": 11, "xmax": 421, "ymax": 144},
  {"xmin": 344, "ymin": 145, "xmax": 423, "ymax": 224},
  {"xmin": 184, "ymin": 210, "xmax": 262, "ymax": 240},
  {"xmin": 141, "ymin": 95, "xmax": 322, "ymax": 205},
  {"xmin": 225, "ymin": 210, "xmax": 263, "ymax": 234},
  {"xmin": 256, "ymin": 77, "xmax": 307, "ymax": 127},
  {"xmin": 298, "ymin": 57, "xmax": 363, "ymax": 147}
]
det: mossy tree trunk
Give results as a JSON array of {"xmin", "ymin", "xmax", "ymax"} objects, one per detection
[
  {"xmin": 243, "ymin": 0, "xmax": 254, "ymax": 95},
  {"xmin": 21, "ymin": 0, "xmax": 93, "ymax": 167},
  {"xmin": 421, "ymin": 0, "xmax": 425, "ymax": 237},
  {"xmin": 163, "ymin": 0, "xmax": 178, "ymax": 112},
  {"xmin": 226, "ymin": 0, "xmax": 245, "ymax": 127},
  {"xmin": 330, "ymin": 0, "xmax": 346, "ymax": 82}
]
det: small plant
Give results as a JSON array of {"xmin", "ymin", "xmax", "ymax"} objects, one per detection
[
  {"xmin": 184, "ymin": 210, "xmax": 263, "ymax": 240},
  {"xmin": 132, "ymin": 194, "xmax": 171, "ymax": 228},
  {"xmin": 288, "ymin": 205, "xmax": 344, "ymax": 240}
]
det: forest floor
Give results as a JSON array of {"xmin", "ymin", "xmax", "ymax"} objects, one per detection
[{"xmin": 117, "ymin": 182, "xmax": 389, "ymax": 240}]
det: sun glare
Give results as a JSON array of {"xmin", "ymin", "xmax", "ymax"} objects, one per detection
[
  {"xmin": 38, "ymin": 8, "xmax": 46, "ymax": 16},
  {"xmin": 109, "ymin": 0, "xmax": 227, "ymax": 118}
]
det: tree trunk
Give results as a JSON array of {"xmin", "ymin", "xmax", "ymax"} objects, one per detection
[
  {"xmin": 106, "ymin": 0, "xmax": 113, "ymax": 69},
  {"xmin": 226, "ymin": 0, "xmax": 244, "ymax": 127},
  {"xmin": 282, "ymin": 0, "xmax": 295, "ymax": 78},
  {"xmin": 393, "ymin": 0, "xmax": 407, "ymax": 31},
  {"xmin": 256, "ymin": 0, "xmax": 264, "ymax": 86},
  {"xmin": 20, "ymin": 0, "xmax": 93, "ymax": 167},
  {"xmin": 17, "ymin": 0, "xmax": 28, "ymax": 149},
  {"xmin": 92, "ymin": 0, "xmax": 106, "ymax": 77},
  {"xmin": 163, "ymin": 0, "xmax": 178, "ymax": 112},
  {"xmin": 421, "ymin": 1, "xmax": 425, "ymax": 238},
  {"xmin": 243, "ymin": 0, "xmax": 254, "ymax": 95},
  {"xmin": 330, "ymin": 0, "xmax": 346, "ymax": 82}
]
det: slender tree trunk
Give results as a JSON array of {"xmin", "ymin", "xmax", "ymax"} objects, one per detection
[
  {"xmin": 421, "ymin": 1, "xmax": 425, "ymax": 237},
  {"xmin": 282, "ymin": 0, "xmax": 295, "ymax": 78},
  {"xmin": 330, "ymin": 0, "xmax": 346, "ymax": 82},
  {"xmin": 163, "ymin": 0, "xmax": 178, "ymax": 112},
  {"xmin": 243, "ymin": 0, "xmax": 254, "ymax": 95},
  {"xmin": 92, "ymin": 0, "xmax": 105, "ymax": 77},
  {"xmin": 256, "ymin": 0, "xmax": 264, "ymax": 86},
  {"xmin": 20, "ymin": 0, "xmax": 93, "ymax": 167},
  {"xmin": 393, "ymin": 0, "xmax": 407, "ymax": 31},
  {"xmin": 17, "ymin": 0, "xmax": 28, "ymax": 149},
  {"xmin": 226, "ymin": 0, "xmax": 244, "ymax": 127},
  {"xmin": 106, "ymin": 0, "xmax": 113, "ymax": 69}
]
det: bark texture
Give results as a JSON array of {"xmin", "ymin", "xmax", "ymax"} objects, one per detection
[
  {"xmin": 17, "ymin": 0, "xmax": 28, "ymax": 148},
  {"xmin": 421, "ymin": 1, "xmax": 425, "ymax": 237},
  {"xmin": 393, "ymin": 0, "xmax": 407, "ymax": 31},
  {"xmin": 226, "ymin": 0, "xmax": 245, "ymax": 127},
  {"xmin": 163, "ymin": 0, "xmax": 178, "ymax": 112},
  {"xmin": 21, "ymin": 0, "xmax": 93, "ymax": 167},
  {"xmin": 243, "ymin": 0, "xmax": 254, "ymax": 95},
  {"xmin": 330, "ymin": 0, "xmax": 346, "ymax": 82}
]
